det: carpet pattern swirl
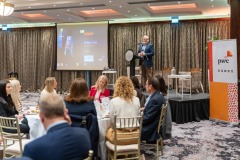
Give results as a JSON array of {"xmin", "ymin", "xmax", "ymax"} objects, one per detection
[{"xmin": 141, "ymin": 121, "xmax": 240, "ymax": 160}]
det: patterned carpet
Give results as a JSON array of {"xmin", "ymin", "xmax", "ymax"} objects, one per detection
[
  {"xmin": 141, "ymin": 121, "xmax": 240, "ymax": 160},
  {"xmin": 20, "ymin": 93, "xmax": 240, "ymax": 160}
]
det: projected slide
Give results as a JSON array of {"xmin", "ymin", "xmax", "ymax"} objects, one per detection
[{"xmin": 56, "ymin": 21, "xmax": 108, "ymax": 70}]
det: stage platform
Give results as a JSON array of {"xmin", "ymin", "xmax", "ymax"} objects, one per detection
[
  {"xmin": 108, "ymin": 86, "xmax": 210, "ymax": 124},
  {"xmin": 167, "ymin": 90, "xmax": 209, "ymax": 124}
]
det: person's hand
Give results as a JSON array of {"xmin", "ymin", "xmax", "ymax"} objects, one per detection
[
  {"xmin": 17, "ymin": 114, "xmax": 24, "ymax": 121},
  {"xmin": 64, "ymin": 109, "xmax": 72, "ymax": 125},
  {"xmin": 140, "ymin": 107, "xmax": 145, "ymax": 111},
  {"xmin": 141, "ymin": 51, "xmax": 145, "ymax": 56}
]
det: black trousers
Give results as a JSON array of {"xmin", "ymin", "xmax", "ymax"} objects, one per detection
[{"xmin": 3, "ymin": 117, "xmax": 30, "ymax": 134}]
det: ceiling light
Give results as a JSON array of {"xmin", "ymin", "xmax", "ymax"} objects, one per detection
[
  {"xmin": 67, "ymin": 9, "xmax": 70, "ymax": 11},
  {"xmin": 128, "ymin": 11, "xmax": 130, "ymax": 13},
  {"xmin": 109, "ymin": 0, "xmax": 111, "ymax": 2},
  {"xmin": 53, "ymin": 5, "xmax": 56, "ymax": 7},
  {"xmin": 212, "ymin": 5, "xmax": 214, "ymax": 7},
  {"xmin": 119, "ymin": 6, "xmax": 122, "ymax": 8},
  {"xmin": 0, "ymin": 0, "xmax": 14, "ymax": 16}
]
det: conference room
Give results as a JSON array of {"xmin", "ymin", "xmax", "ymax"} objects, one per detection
[{"xmin": 0, "ymin": 0, "xmax": 239, "ymax": 160}]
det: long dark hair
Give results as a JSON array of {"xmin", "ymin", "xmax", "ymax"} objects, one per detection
[
  {"xmin": 0, "ymin": 80, "xmax": 15, "ymax": 107},
  {"xmin": 65, "ymin": 78, "xmax": 91, "ymax": 103},
  {"xmin": 130, "ymin": 76, "xmax": 141, "ymax": 89},
  {"xmin": 155, "ymin": 75, "xmax": 167, "ymax": 96}
]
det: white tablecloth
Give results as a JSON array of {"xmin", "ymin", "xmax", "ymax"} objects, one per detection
[
  {"xmin": 98, "ymin": 118, "xmax": 110, "ymax": 160},
  {"xmin": 26, "ymin": 114, "xmax": 110, "ymax": 160},
  {"xmin": 25, "ymin": 114, "xmax": 46, "ymax": 139}
]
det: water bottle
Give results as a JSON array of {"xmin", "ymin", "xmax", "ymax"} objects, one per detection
[{"xmin": 171, "ymin": 67, "xmax": 176, "ymax": 75}]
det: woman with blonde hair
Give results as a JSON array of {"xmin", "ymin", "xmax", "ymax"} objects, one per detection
[
  {"xmin": 40, "ymin": 77, "xmax": 57, "ymax": 101},
  {"xmin": 89, "ymin": 75, "xmax": 110, "ymax": 102},
  {"xmin": 106, "ymin": 76, "xmax": 140, "ymax": 145},
  {"xmin": 9, "ymin": 79, "xmax": 22, "ymax": 112}
]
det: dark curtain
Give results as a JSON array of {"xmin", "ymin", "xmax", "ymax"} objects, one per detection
[
  {"xmin": 0, "ymin": 19, "xmax": 230, "ymax": 92},
  {"xmin": 0, "ymin": 27, "xmax": 102, "ymax": 92},
  {"xmin": 109, "ymin": 19, "xmax": 230, "ymax": 92}
]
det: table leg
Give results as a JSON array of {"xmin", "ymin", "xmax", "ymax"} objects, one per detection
[
  {"xmin": 175, "ymin": 78, "xmax": 177, "ymax": 97},
  {"xmin": 181, "ymin": 78, "xmax": 183, "ymax": 100},
  {"xmin": 113, "ymin": 74, "xmax": 115, "ymax": 87},
  {"xmin": 190, "ymin": 78, "xmax": 192, "ymax": 98},
  {"xmin": 168, "ymin": 77, "xmax": 170, "ymax": 99}
]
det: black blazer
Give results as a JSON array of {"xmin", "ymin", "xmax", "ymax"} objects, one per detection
[
  {"xmin": 0, "ymin": 97, "xmax": 17, "ymax": 117},
  {"xmin": 65, "ymin": 100, "xmax": 99, "ymax": 158},
  {"xmin": 141, "ymin": 91, "xmax": 165, "ymax": 142}
]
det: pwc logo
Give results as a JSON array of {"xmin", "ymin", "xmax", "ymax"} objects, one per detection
[{"xmin": 218, "ymin": 50, "xmax": 233, "ymax": 65}]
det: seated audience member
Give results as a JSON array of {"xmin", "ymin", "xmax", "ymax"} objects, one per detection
[
  {"xmin": 155, "ymin": 75, "xmax": 167, "ymax": 96},
  {"xmin": 89, "ymin": 75, "xmax": 110, "ymax": 102},
  {"xmin": 9, "ymin": 79, "xmax": 23, "ymax": 113},
  {"xmin": 65, "ymin": 78, "xmax": 97, "ymax": 123},
  {"xmin": 141, "ymin": 77, "xmax": 165, "ymax": 143},
  {"xmin": 39, "ymin": 77, "xmax": 57, "ymax": 102},
  {"xmin": 0, "ymin": 80, "xmax": 29, "ymax": 133},
  {"xmin": 130, "ymin": 76, "xmax": 146, "ymax": 107},
  {"xmin": 65, "ymin": 78, "xmax": 98, "ymax": 158},
  {"xmin": 106, "ymin": 76, "xmax": 140, "ymax": 145},
  {"xmin": 23, "ymin": 94, "xmax": 91, "ymax": 160},
  {"xmin": 155, "ymin": 75, "xmax": 172, "ymax": 139}
]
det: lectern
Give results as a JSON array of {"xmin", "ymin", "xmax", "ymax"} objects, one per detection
[{"xmin": 125, "ymin": 49, "xmax": 137, "ymax": 77}]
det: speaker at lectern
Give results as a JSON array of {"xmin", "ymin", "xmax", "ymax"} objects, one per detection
[{"xmin": 125, "ymin": 49, "xmax": 138, "ymax": 77}]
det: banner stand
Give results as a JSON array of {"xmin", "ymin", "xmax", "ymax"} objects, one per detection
[{"xmin": 208, "ymin": 39, "xmax": 239, "ymax": 124}]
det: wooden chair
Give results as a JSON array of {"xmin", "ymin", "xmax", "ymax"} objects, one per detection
[
  {"xmin": 156, "ymin": 103, "xmax": 168, "ymax": 159},
  {"xmin": 162, "ymin": 68, "xmax": 173, "ymax": 89},
  {"xmin": 106, "ymin": 114, "xmax": 143, "ymax": 160},
  {"xmin": 178, "ymin": 68, "xmax": 204, "ymax": 93},
  {"xmin": 84, "ymin": 150, "xmax": 94, "ymax": 160},
  {"xmin": 0, "ymin": 116, "xmax": 29, "ymax": 159}
]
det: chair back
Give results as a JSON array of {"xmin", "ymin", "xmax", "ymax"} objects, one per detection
[
  {"xmin": 113, "ymin": 113, "xmax": 143, "ymax": 153},
  {"xmin": 84, "ymin": 150, "xmax": 93, "ymax": 160},
  {"xmin": 0, "ymin": 116, "xmax": 23, "ymax": 156},
  {"xmin": 162, "ymin": 68, "xmax": 173, "ymax": 88},
  {"xmin": 157, "ymin": 103, "xmax": 167, "ymax": 134},
  {"xmin": 69, "ymin": 113, "xmax": 99, "ymax": 158}
]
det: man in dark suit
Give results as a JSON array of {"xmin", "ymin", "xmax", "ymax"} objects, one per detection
[
  {"xmin": 22, "ymin": 94, "xmax": 91, "ymax": 160},
  {"xmin": 141, "ymin": 77, "xmax": 165, "ymax": 142},
  {"xmin": 138, "ymin": 35, "xmax": 154, "ymax": 86}
]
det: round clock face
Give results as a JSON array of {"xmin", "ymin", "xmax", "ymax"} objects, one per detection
[{"xmin": 125, "ymin": 50, "xmax": 134, "ymax": 61}]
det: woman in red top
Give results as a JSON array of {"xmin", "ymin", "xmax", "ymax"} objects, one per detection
[{"xmin": 89, "ymin": 75, "xmax": 110, "ymax": 102}]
